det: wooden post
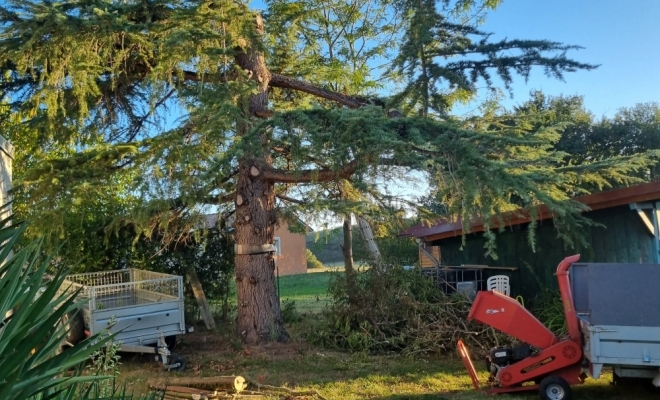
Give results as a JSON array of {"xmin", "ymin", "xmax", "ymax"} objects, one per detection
[
  {"xmin": 357, "ymin": 216, "xmax": 381, "ymax": 261},
  {"xmin": 187, "ymin": 268, "xmax": 216, "ymax": 330}
]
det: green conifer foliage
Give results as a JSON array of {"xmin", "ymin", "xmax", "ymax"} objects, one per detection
[{"xmin": 0, "ymin": 0, "xmax": 650, "ymax": 343}]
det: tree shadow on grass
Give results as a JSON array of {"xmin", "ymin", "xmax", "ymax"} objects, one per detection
[{"xmin": 368, "ymin": 395, "xmax": 450, "ymax": 400}]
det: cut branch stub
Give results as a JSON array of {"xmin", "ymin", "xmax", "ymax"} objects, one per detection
[
  {"xmin": 243, "ymin": 214, "xmax": 251, "ymax": 222},
  {"xmin": 236, "ymin": 194, "xmax": 244, "ymax": 206},
  {"xmin": 250, "ymin": 165, "xmax": 261, "ymax": 177}
]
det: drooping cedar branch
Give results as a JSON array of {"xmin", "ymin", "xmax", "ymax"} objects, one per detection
[
  {"xmin": 262, "ymin": 161, "xmax": 358, "ymax": 183},
  {"xmin": 176, "ymin": 70, "xmax": 370, "ymax": 110}
]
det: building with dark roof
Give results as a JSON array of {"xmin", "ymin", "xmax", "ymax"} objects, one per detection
[{"xmin": 400, "ymin": 182, "xmax": 660, "ymax": 300}]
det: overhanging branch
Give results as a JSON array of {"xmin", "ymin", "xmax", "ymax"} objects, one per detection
[
  {"xmin": 276, "ymin": 194, "xmax": 306, "ymax": 204},
  {"xmin": 262, "ymin": 161, "xmax": 358, "ymax": 183},
  {"xmin": 269, "ymin": 74, "xmax": 366, "ymax": 109}
]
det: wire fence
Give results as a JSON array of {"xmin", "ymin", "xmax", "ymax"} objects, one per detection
[
  {"xmin": 279, "ymin": 293, "xmax": 332, "ymax": 314},
  {"xmin": 184, "ymin": 293, "xmax": 333, "ymax": 323}
]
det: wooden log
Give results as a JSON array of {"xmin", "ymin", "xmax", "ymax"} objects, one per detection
[
  {"xmin": 148, "ymin": 376, "xmax": 247, "ymax": 393},
  {"xmin": 162, "ymin": 392, "xmax": 205, "ymax": 400},
  {"xmin": 187, "ymin": 269, "xmax": 216, "ymax": 330},
  {"xmin": 164, "ymin": 386, "xmax": 218, "ymax": 395}
]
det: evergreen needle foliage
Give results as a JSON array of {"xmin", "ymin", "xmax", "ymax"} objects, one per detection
[{"xmin": 0, "ymin": 0, "xmax": 652, "ymax": 342}]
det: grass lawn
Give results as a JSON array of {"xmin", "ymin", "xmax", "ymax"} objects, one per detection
[
  {"xmin": 119, "ymin": 272, "xmax": 660, "ymax": 399},
  {"xmin": 278, "ymin": 271, "xmax": 335, "ymax": 297},
  {"xmin": 277, "ymin": 271, "xmax": 337, "ymax": 313},
  {"xmin": 118, "ymin": 325, "xmax": 660, "ymax": 400}
]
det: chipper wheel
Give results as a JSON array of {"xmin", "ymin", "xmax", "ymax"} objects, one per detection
[{"xmin": 539, "ymin": 376, "xmax": 571, "ymax": 400}]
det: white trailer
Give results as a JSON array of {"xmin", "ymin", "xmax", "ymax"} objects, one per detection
[{"xmin": 59, "ymin": 269, "xmax": 193, "ymax": 371}]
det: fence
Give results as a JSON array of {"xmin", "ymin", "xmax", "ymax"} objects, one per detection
[
  {"xmin": 184, "ymin": 293, "xmax": 332, "ymax": 324},
  {"xmin": 60, "ymin": 269, "xmax": 183, "ymax": 311}
]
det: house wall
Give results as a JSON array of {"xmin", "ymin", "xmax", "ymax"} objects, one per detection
[
  {"xmin": 274, "ymin": 221, "xmax": 307, "ymax": 276},
  {"xmin": 432, "ymin": 206, "xmax": 654, "ymax": 301},
  {"xmin": 0, "ymin": 136, "xmax": 13, "ymax": 219}
]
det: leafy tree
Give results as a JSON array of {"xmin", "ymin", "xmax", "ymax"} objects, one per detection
[
  {"xmin": 512, "ymin": 92, "xmax": 660, "ymax": 187},
  {"xmin": 0, "ymin": 0, "xmax": 650, "ymax": 345},
  {"xmin": 131, "ymin": 226, "xmax": 236, "ymax": 320}
]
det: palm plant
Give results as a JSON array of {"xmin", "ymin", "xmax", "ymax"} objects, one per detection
[{"xmin": 0, "ymin": 211, "xmax": 161, "ymax": 399}]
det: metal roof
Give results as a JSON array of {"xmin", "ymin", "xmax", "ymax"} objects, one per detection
[{"xmin": 400, "ymin": 181, "xmax": 660, "ymax": 242}]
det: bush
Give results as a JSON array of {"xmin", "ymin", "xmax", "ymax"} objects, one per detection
[
  {"xmin": 531, "ymin": 288, "xmax": 567, "ymax": 336},
  {"xmin": 281, "ymin": 299, "xmax": 302, "ymax": 324},
  {"xmin": 306, "ymin": 249, "xmax": 323, "ymax": 269},
  {"xmin": 307, "ymin": 265, "xmax": 506, "ymax": 355}
]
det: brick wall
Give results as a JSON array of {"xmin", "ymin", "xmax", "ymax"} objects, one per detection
[{"xmin": 274, "ymin": 221, "xmax": 307, "ymax": 276}]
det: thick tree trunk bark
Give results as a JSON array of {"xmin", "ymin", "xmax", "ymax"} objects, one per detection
[
  {"xmin": 234, "ymin": 161, "xmax": 288, "ymax": 344},
  {"xmin": 233, "ymin": 13, "xmax": 288, "ymax": 345}
]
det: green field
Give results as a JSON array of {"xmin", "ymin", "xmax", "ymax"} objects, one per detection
[{"xmin": 278, "ymin": 271, "xmax": 337, "ymax": 313}]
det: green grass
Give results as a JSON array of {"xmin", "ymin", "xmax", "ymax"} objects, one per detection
[
  {"xmin": 279, "ymin": 271, "xmax": 334, "ymax": 297},
  {"xmin": 118, "ymin": 325, "xmax": 660, "ymax": 400},
  {"xmin": 277, "ymin": 271, "xmax": 337, "ymax": 313}
]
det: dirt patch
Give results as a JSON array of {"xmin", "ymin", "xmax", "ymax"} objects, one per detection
[{"xmin": 243, "ymin": 341, "xmax": 308, "ymax": 361}]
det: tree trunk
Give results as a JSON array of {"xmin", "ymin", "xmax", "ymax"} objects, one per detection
[
  {"xmin": 233, "ymin": 13, "xmax": 288, "ymax": 345},
  {"xmin": 341, "ymin": 214, "xmax": 357, "ymax": 304}
]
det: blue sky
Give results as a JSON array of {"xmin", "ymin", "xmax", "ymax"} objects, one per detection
[{"xmin": 471, "ymin": 0, "xmax": 660, "ymax": 117}]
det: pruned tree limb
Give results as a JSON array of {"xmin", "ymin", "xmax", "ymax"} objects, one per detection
[
  {"xmin": 276, "ymin": 194, "xmax": 306, "ymax": 204},
  {"xmin": 262, "ymin": 161, "xmax": 358, "ymax": 183},
  {"xmin": 269, "ymin": 74, "xmax": 366, "ymax": 109}
]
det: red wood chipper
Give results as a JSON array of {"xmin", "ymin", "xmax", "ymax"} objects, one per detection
[{"xmin": 457, "ymin": 255, "xmax": 585, "ymax": 400}]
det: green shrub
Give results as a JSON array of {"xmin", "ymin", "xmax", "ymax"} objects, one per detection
[
  {"xmin": 281, "ymin": 299, "xmax": 302, "ymax": 324},
  {"xmin": 306, "ymin": 249, "xmax": 323, "ymax": 269},
  {"xmin": 531, "ymin": 288, "xmax": 567, "ymax": 336}
]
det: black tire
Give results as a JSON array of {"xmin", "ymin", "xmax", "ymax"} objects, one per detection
[
  {"xmin": 165, "ymin": 335, "xmax": 177, "ymax": 350},
  {"xmin": 539, "ymin": 376, "xmax": 571, "ymax": 400},
  {"xmin": 169, "ymin": 355, "xmax": 186, "ymax": 372}
]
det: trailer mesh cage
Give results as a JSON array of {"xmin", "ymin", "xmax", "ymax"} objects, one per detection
[{"xmin": 59, "ymin": 269, "xmax": 183, "ymax": 311}]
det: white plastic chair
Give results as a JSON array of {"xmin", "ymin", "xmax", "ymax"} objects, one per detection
[{"xmin": 487, "ymin": 275, "xmax": 510, "ymax": 296}]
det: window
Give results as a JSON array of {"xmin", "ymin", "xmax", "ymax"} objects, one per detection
[{"xmin": 273, "ymin": 237, "xmax": 282, "ymax": 256}]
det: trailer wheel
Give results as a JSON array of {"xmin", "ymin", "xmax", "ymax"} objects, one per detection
[
  {"xmin": 169, "ymin": 355, "xmax": 186, "ymax": 372},
  {"xmin": 539, "ymin": 376, "xmax": 571, "ymax": 400}
]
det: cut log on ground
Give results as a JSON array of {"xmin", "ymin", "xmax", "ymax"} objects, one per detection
[{"xmin": 148, "ymin": 376, "xmax": 247, "ymax": 393}]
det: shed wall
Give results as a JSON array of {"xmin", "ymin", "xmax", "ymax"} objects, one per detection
[{"xmin": 433, "ymin": 206, "xmax": 654, "ymax": 301}]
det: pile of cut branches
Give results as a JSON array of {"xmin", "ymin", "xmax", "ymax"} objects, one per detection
[{"xmin": 308, "ymin": 266, "xmax": 508, "ymax": 355}]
